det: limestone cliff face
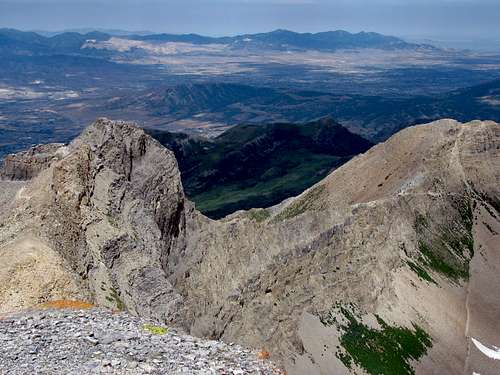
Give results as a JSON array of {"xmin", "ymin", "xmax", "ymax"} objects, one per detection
[
  {"xmin": 0, "ymin": 119, "xmax": 186, "ymax": 321},
  {"xmin": 0, "ymin": 118, "xmax": 499, "ymax": 375},
  {"xmin": 48, "ymin": 120, "xmax": 188, "ymax": 321}
]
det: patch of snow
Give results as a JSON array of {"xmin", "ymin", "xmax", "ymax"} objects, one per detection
[
  {"xmin": 0, "ymin": 87, "xmax": 44, "ymax": 99},
  {"xmin": 50, "ymin": 91, "xmax": 80, "ymax": 100},
  {"xmin": 243, "ymin": 38, "xmax": 252, "ymax": 42},
  {"xmin": 473, "ymin": 372, "xmax": 481, "ymax": 375},
  {"xmin": 471, "ymin": 337, "xmax": 500, "ymax": 360},
  {"xmin": 480, "ymin": 95, "xmax": 500, "ymax": 106}
]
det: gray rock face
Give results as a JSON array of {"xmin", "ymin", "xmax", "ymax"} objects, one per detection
[
  {"xmin": 166, "ymin": 119, "xmax": 500, "ymax": 374},
  {"xmin": 1, "ymin": 118, "xmax": 499, "ymax": 375},
  {"xmin": 1, "ymin": 119, "xmax": 187, "ymax": 322},
  {"xmin": 0, "ymin": 143, "xmax": 66, "ymax": 180},
  {"xmin": 52, "ymin": 119, "xmax": 187, "ymax": 322}
]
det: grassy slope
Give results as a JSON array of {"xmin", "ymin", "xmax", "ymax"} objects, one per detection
[
  {"xmin": 192, "ymin": 152, "xmax": 344, "ymax": 216},
  {"xmin": 148, "ymin": 118, "xmax": 372, "ymax": 218}
]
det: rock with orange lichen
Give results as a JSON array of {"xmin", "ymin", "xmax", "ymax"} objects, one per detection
[{"xmin": 39, "ymin": 300, "xmax": 95, "ymax": 310}]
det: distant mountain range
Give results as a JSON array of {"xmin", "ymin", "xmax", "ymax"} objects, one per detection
[
  {"xmin": 0, "ymin": 77, "xmax": 498, "ymax": 163},
  {"xmin": 147, "ymin": 118, "xmax": 373, "ymax": 218},
  {"xmin": 133, "ymin": 29, "xmax": 428, "ymax": 51},
  {"xmin": 31, "ymin": 28, "xmax": 156, "ymax": 37},
  {"xmin": 0, "ymin": 28, "xmax": 431, "ymax": 55},
  {"xmin": 0, "ymin": 28, "xmax": 111, "ymax": 56}
]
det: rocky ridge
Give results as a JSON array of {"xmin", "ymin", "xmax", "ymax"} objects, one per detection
[
  {"xmin": 0, "ymin": 143, "xmax": 67, "ymax": 181},
  {"xmin": 0, "ymin": 118, "xmax": 499, "ymax": 374}
]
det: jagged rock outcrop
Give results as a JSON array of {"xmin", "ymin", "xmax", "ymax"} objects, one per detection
[
  {"xmin": 0, "ymin": 118, "xmax": 499, "ymax": 375},
  {"xmin": 0, "ymin": 119, "xmax": 186, "ymax": 322},
  {"xmin": 0, "ymin": 143, "xmax": 67, "ymax": 180}
]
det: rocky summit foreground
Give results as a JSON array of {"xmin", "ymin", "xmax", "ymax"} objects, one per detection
[
  {"xmin": 0, "ymin": 307, "xmax": 281, "ymax": 375},
  {"xmin": 0, "ymin": 118, "xmax": 499, "ymax": 374}
]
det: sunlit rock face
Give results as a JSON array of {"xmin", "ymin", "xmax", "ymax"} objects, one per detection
[{"xmin": 0, "ymin": 119, "xmax": 187, "ymax": 321}]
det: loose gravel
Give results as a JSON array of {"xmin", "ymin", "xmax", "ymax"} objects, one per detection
[{"xmin": 0, "ymin": 308, "xmax": 283, "ymax": 375}]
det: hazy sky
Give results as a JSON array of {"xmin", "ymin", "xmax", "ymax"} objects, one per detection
[{"xmin": 0, "ymin": 0, "xmax": 499, "ymax": 39}]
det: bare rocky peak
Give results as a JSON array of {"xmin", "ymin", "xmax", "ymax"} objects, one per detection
[
  {"xmin": 0, "ymin": 118, "xmax": 499, "ymax": 375},
  {"xmin": 0, "ymin": 118, "xmax": 187, "ymax": 321}
]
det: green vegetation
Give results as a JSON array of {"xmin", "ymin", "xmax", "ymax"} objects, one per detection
[
  {"xmin": 190, "ymin": 152, "xmax": 340, "ymax": 218},
  {"xmin": 149, "ymin": 119, "xmax": 372, "ymax": 219},
  {"xmin": 406, "ymin": 260, "xmax": 436, "ymax": 284},
  {"xmin": 272, "ymin": 185, "xmax": 325, "ymax": 222},
  {"xmin": 143, "ymin": 324, "xmax": 168, "ymax": 335},
  {"xmin": 417, "ymin": 242, "xmax": 469, "ymax": 281},
  {"xmin": 106, "ymin": 214, "xmax": 119, "ymax": 228},
  {"xmin": 409, "ymin": 197, "xmax": 474, "ymax": 283},
  {"xmin": 414, "ymin": 214, "xmax": 429, "ymax": 230},
  {"xmin": 323, "ymin": 305, "xmax": 432, "ymax": 375},
  {"xmin": 485, "ymin": 196, "xmax": 500, "ymax": 216},
  {"xmin": 340, "ymin": 311, "xmax": 432, "ymax": 375},
  {"xmin": 474, "ymin": 190, "xmax": 500, "ymax": 218},
  {"xmin": 108, "ymin": 288, "xmax": 125, "ymax": 310},
  {"xmin": 338, "ymin": 351, "xmax": 353, "ymax": 369},
  {"xmin": 484, "ymin": 221, "xmax": 498, "ymax": 235},
  {"xmin": 247, "ymin": 208, "xmax": 271, "ymax": 222}
]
